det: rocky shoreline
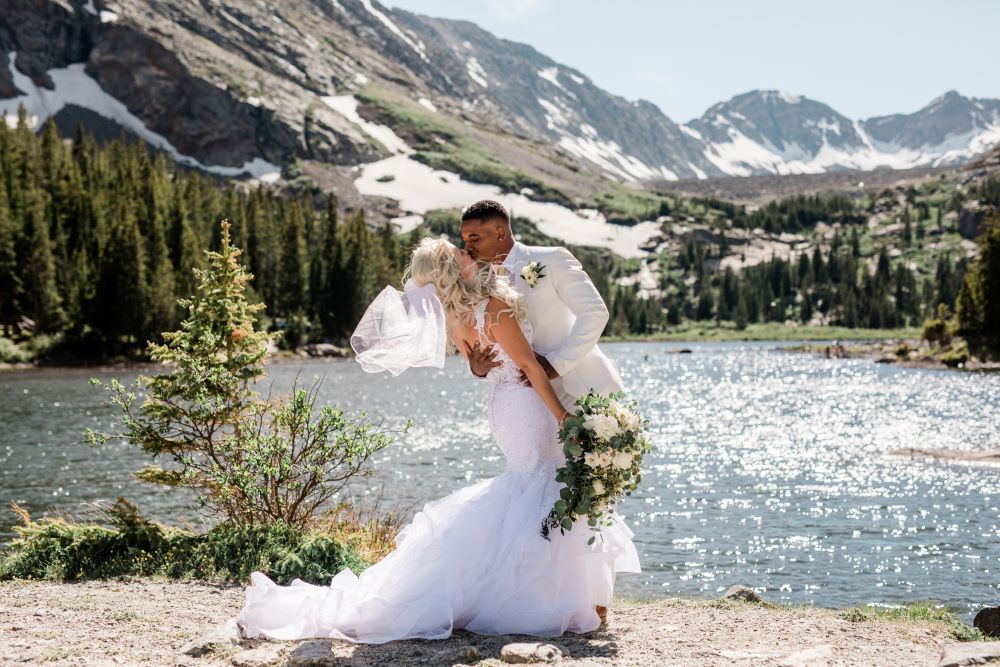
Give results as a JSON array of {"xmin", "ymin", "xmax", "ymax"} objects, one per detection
[
  {"xmin": 2, "ymin": 579, "xmax": 998, "ymax": 666},
  {"xmin": 788, "ymin": 339, "xmax": 1000, "ymax": 372}
]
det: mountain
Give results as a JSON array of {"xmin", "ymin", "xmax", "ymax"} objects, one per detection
[
  {"xmin": 1, "ymin": 0, "xmax": 998, "ymax": 193},
  {"xmin": 684, "ymin": 89, "xmax": 1000, "ymax": 178}
]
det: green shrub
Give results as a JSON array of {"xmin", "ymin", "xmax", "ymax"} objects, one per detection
[
  {"xmin": 940, "ymin": 339, "xmax": 970, "ymax": 367},
  {"xmin": 85, "ymin": 223, "xmax": 399, "ymax": 528},
  {"xmin": 0, "ymin": 499, "xmax": 365, "ymax": 584},
  {"xmin": 839, "ymin": 602, "xmax": 982, "ymax": 642},
  {"xmin": 0, "ymin": 337, "xmax": 30, "ymax": 363},
  {"xmin": 922, "ymin": 304, "xmax": 954, "ymax": 346}
]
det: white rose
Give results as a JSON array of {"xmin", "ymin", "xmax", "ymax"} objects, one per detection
[
  {"xmin": 614, "ymin": 406, "xmax": 640, "ymax": 432},
  {"xmin": 599, "ymin": 450, "xmax": 615, "ymax": 467},
  {"xmin": 592, "ymin": 479, "xmax": 606, "ymax": 495},
  {"xmin": 584, "ymin": 414, "xmax": 620, "ymax": 442},
  {"xmin": 612, "ymin": 450, "xmax": 633, "ymax": 470},
  {"xmin": 583, "ymin": 451, "xmax": 604, "ymax": 468}
]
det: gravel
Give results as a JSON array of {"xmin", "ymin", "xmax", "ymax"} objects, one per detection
[{"xmin": 0, "ymin": 579, "xmax": 961, "ymax": 666}]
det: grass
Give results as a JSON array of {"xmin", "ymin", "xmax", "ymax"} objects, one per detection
[
  {"xmin": 838, "ymin": 602, "xmax": 983, "ymax": 642},
  {"xmin": 595, "ymin": 185, "xmax": 672, "ymax": 224},
  {"xmin": 603, "ymin": 323, "xmax": 921, "ymax": 343},
  {"xmin": 0, "ymin": 498, "xmax": 378, "ymax": 585}
]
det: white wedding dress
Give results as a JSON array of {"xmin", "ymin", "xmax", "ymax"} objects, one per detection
[{"xmin": 237, "ymin": 301, "xmax": 641, "ymax": 642}]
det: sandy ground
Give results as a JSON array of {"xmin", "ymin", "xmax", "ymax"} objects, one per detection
[{"xmin": 0, "ymin": 579, "xmax": 965, "ymax": 666}]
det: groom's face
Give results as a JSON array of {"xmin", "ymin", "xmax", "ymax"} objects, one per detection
[{"xmin": 461, "ymin": 218, "xmax": 505, "ymax": 263}]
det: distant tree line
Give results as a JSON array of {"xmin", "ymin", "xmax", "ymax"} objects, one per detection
[
  {"xmin": 605, "ymin": 183, "xmax": 999, "ymax": 334},
  {"xmin": 0, "ymin": 112, "xmax": 402, "ymax": 358}
]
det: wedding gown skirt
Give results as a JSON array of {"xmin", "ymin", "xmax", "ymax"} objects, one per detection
[{"xmin": 238, "ymin": 313, "xmax": 641, "ymax": 642}]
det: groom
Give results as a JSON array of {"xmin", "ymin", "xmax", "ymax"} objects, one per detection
[
  {"xmin": 461, "ymin": 200, "xmax": 623, "ymax": 625},
  {"xmin": 459, "ymin": 200, "xmax": 623, "ymax": 405}
]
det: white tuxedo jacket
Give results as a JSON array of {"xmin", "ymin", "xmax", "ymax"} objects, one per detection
[{"xmin": 501, "ymin": 241, "xmax": 623, "ymax": 406}]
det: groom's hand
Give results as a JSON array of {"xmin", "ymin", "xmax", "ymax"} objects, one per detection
[
  {"xmin": 517, "ymin": 353, "xmax": 559, "ymax": 384},
  {"xmin": 465, "ymin": 341, "xmax": 500, "ymax": 378}
]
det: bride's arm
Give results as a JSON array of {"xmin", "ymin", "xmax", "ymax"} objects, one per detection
[{"xmin": 484, "ymin": 299, "xmax": 569, "ymax": 424}]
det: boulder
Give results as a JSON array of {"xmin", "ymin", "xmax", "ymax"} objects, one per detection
[
  {"xmin": 432, "ymin": 644, "xmax": 483, "ymax": 665},
  {"xmin": 231, "ymin": 645, "xmax": 285, "ymax": 666},
  {"xmin": 287, "ymin": 640, "xmax": 335, "ymax": 666},
  {"xmin": 938, "ymin": 642, "xmax": 1000, "ymax": 666},
  {"xmin": 722, "ymin": 584, "xmax": 763, "ymax": 604},
  {"xmin": 500, "ymin": 641, "xmax": 570, "ymax": 663},
  {"xmin": 305, "ymin": 343, "xmax": 351, "ymax": 358},
  {"xmin": 976, "ymin": 606, "xmax": 1000, "ymax": 638},
  {"xmin": 180, "ymin": 618, "xmax": 241, "ymax": 657},
  {"xmin": 957, "ymin": 202, "xmax": 993, "ymax": 240}
]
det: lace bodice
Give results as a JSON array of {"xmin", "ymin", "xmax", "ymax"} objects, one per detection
[
  {"xmin": 472, "ymin": 299, "xmax": 561, "ymax": 473},
  {"xmin": 473, "ymin": 300, "xmax": 530, "ymax": 386}
]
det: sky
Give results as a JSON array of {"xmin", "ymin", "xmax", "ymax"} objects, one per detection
[{"xmin": 384, "ymin": 0, "xmax": 999, "ymax": 123}]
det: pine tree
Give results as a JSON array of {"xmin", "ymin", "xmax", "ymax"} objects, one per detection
[
  {"xmin": 95, "ymin": 204, "xmax": 148, "ymax": 351},
  {"xmin": 313, "ymin": 196, "xmax": 343, "ymax": 337},
  {"xmin": 170, "ymin": 186, "xmax": 203, "ymax": 301},
  {"xmin": 0, "ymin": 172, "xmax": 21, "ymax": 335},
  {"xmin": 957, "ymin": 211, "xmax": 1000, "ymax": 338},
  {"xmin": 339, "ymin": 210, "xmax": 378, "ymax": 328},
  {"xmin": 17, "ymin": 190, "xmax": 64, "ymax": 331},
  {"xmin": 277, "ymin": 199, "xmax": 308, "ymax": 316},
  {"xmin": 734, "ymin": 289, "xmax": 749, "ymax": 330},
  {"xmin": 142, "ymin": 155, "xmax": 177, "ymax": 338}
]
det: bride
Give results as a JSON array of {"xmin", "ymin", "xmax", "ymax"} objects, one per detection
[{"xmin": 237, "ymin": 237, "xmax": 640, "ymax": 643}]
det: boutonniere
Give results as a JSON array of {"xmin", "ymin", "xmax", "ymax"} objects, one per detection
[{"xmin": 520, "ymin": 261, "xmax": 546, "ymax": 288}]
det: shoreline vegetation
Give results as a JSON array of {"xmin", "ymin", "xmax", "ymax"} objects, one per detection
[{"xmin": 0, "ymin": 324, "xmax": 924, "ymax": 372}]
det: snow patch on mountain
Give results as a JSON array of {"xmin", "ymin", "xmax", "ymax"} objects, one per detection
[
  {"xmin": 466, "ymin": 57, "xmax": 488, "ymax": 88},
  {"xmin": 359, "ymin": 0, "xmax": 429, "ymax": 63},
  {"xmin": 537, "ymin": 97, "xmax": 677, "ymax": 182},
  {"xmin": 688, "ymin": 162, "xmax": 707, "ymax": 180},
  {"xmin": 0, "ymin": 52, "xmax": 280, "ymax": 181},
  {"xmin": 321, "ymin": 94, "xmax": 411, "ymax": 155},
  {"xmin": 355, "ymin": 154, "xmax": 660, "ymax": 257},
  {"xmin": 699, "ymin": 113, "xmax": 1000, "ymax": 176},
  {"xmin": 537, "ymin": 67, "xmax": 564, "ymax": 91},
  {"xmin": 319, "ymin": 93, "xmax": 659, "ymax": 255},
  {"xmin": 679, "ymin": 125, "xmax": 703, "ymax": 140}
]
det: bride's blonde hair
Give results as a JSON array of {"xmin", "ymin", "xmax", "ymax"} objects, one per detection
[{"xmin": 407, "ymin": 237, "xmax": 524, "ymax": 326}]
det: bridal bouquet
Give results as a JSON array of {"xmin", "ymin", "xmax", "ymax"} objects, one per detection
[{"xmin": 541, "ymin": 391, "xmax": 651, "ymax": 543}]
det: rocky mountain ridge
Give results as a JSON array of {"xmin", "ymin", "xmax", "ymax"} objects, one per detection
[{"xmin": 1, "ymin": 0, "xmax": 997, "ymax": 189}]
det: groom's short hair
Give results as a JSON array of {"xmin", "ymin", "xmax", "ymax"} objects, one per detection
[{"xmin": 462, "ymin": 200, "xmax": 509, "ymax": 226}]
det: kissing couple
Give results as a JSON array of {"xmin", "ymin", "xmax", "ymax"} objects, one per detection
[{"xmin": 238, "ymin": 199, "xmax": 641, "ymax": 643}]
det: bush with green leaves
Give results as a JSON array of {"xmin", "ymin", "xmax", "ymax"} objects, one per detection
[
  {"xmin": 0, "ymin": 499, "xmax": 364, "ymax": 584},
  {"xmin": 85, "ymin": 222, "xmax": 399, "ymax": 528}
]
